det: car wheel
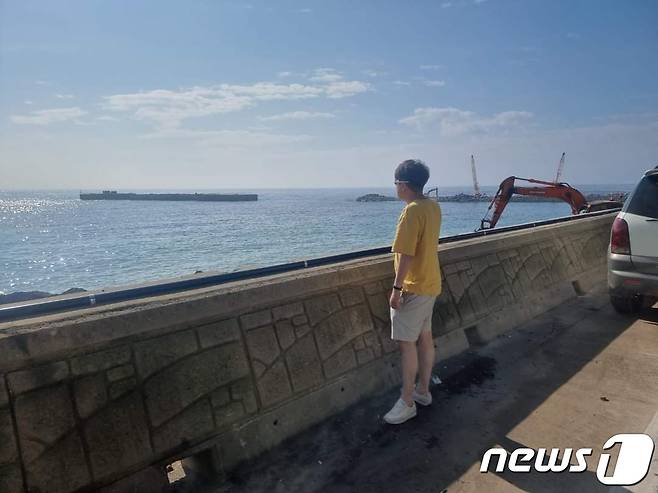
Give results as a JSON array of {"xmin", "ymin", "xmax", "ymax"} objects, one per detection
[{"xmin": 610, "ymin": 294, "xmax": 642, "ymax": 314}]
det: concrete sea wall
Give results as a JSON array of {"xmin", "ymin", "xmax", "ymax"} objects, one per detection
[{"xmin": 0, "ymin": 213, "xmax": 614, "ymax": 492}]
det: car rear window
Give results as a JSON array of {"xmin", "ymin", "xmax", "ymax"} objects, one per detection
[{"xmin": 626, "ymin": 175, "xmax": 658, "ymax": 219}]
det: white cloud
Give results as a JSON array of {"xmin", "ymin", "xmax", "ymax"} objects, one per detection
[
  {"xmin": 103, "ymin": 75, "xmax": 369, "ymax": 128},
  {"xmin": 413, "ymin": 76, "xmax": 446, "ymax": 87},
  {"xmin": 103, "ymin": 84, "xmax": 320, "ymax": 128},
  {"xmin": 474, "ymin": 0, "xmax": 488, "ymax": 4},
  {"xmin": 220, "ymin": 83, "xmax": 323, "ymax": 101},
  {"xmin": 441, "ymin": 2, "xmax": 452, "ymax": 7},
  {"xmin": 104, "ymin": 87, "xmax": 253, "ymax": 129},
  {"xmin": 399, "ymin": 107, "xmax": 533, "ymax": 136},
  {"xmin": 308, "ymin": 68, "xmax": 343, "ymax": 83},
  {"xmin": 420, "ymin": 64, "xmax": 443, "ymax": 70},
  {"xmin": 11, "ymin": 107, "xmax": 88, "ymax": 125},
  {"xmin": 143, "ymin": 128, "xmax": 311, "ymax": 148},
  {"xmin": 24, "ymin": 100, "xmax": 33, "ymax": 105},
  {"xmin": 393, "ymin": 80, "xmax": 411, "ymax": 86},
  {"xmin": 325, "ymin": 80, "xmax": 370, "ymax": 98},
  {"xmin": 362, "ymin": 69, "xmax": 385, "ymax": 77},
  {"xmin": 297, "ymin": 8, "xmax": 312, "ymax": 13},
  {"xmin": 96, "ymin": 115, "xmax": 119, "ymax": 122},
  {"xmin": 55, "ymin": 93, "xmax": 75, "ymax": 99},
  {"xmin": 259, "ymin": 111, "xmax": 336, "ymax": 122},
  {"xmin": 278, "ymin": 71, "xmax": 293, "ymax": 78},
  {"xmin": 423, "ymin": 80, "xmax": 446, "ymax": 87}
]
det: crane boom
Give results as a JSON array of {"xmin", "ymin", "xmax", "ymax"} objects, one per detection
[
  {"xmin": 471, "ymin": 155, "xmax": 481, "ymax": 197},
  {"xmin": 554, "ymin": 152, "xmax": 566, "ymax": 183}
]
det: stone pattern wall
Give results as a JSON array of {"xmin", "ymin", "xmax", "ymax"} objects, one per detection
[
  {"xmin": 436, "ymin": 228, "xmax": 609, "ymax": 337},
  {"xmin": 0, "ymin": 214, "xmax": 613, "ymax": 492},
  {"xmin": 0, "ymin": 287, "xmax": 398, "ymax": 493},
  {"xmin": 0, "ymin": 379, "xmax": 23, "ymax": 493}
]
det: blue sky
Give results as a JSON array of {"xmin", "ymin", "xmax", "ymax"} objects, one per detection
[{"xmin": 1, "ymin": 0, "xmax": 657, "ymax": 189}]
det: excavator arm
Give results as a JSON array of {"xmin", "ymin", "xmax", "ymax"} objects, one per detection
[{"xmin": 479, "ymin": 176, "xmax": 588, "ymax": 230}]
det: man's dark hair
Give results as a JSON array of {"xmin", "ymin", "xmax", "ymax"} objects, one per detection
[{"xmin": 395, "ymin": 159, "xmax": 430, "ymax": 193}]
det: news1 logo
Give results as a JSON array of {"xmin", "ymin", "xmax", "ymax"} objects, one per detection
[{"xmin": 480, "ymin": 434, "xmax": 655, "ymax": 486}]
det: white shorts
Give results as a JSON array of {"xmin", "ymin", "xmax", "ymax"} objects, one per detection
[{"xmin": 390, "ymin": 292, "xmax": 437, "ymax": 342}]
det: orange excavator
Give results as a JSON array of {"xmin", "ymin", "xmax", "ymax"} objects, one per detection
[{"xmin": 478, "ymin": 176, "xmax": 623, "ymax": 230}]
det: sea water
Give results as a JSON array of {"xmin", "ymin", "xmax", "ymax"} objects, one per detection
[{"xmin": 0, "ymin": 186, "xmax": 631, "ymax": 295}]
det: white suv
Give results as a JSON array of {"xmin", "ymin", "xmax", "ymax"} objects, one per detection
[{"xmin": 608, "ymin": 166, "xmax": 658, "ymax": 313}]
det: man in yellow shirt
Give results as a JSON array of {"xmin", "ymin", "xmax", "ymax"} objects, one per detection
[{"xmin": 384, "ymin": 159, "xmax": 442, "ymax": 425}]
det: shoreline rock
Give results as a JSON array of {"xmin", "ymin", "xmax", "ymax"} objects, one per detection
[{"xmin": 0, "ymin": 287, "xmax": 87, "ymax": 306}]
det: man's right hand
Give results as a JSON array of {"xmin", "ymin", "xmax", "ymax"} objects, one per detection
[{"xmin": 389, "ymin": 289, "xmax": 402, "ymax": 309}]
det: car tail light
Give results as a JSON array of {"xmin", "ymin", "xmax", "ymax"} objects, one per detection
[{"xmin": 610, "ymin": 217, "xmax": 631, "ymax": 254}]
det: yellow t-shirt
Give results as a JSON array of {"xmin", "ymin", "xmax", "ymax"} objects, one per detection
[{"xmin": 391, "ymin": 198, "xmax": 442, "ymax": 296}]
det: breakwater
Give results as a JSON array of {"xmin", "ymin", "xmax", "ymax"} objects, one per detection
[{"xmin": 79, "ymin": 191, "xmax": 258, "ymax": 202}]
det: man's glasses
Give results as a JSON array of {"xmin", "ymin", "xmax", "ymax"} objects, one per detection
[{"xmin": 394, "ymin": 180, "xmax": 409, "ymax": 185}]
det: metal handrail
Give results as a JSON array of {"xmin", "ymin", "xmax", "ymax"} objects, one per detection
[{"xmin": 0, "ymin": 208, "xmax": 619, "ymax": 323}]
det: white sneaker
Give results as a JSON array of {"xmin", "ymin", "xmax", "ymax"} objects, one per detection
[
  {"xmin": 383, "ymin": 398, "xmax": 417, "ymax": 424},
  {"xmin": 412, "ymin": 389, "xmax": 432, "ymax": 406}
]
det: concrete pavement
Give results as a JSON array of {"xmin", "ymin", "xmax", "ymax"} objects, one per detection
[{"xmin": 178, "ymin": 287, "xmax": 658, "ymax": 493}]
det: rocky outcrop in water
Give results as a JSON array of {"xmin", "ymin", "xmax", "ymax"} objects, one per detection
[{"xmin": 356, "ymin": 194, "xmax": 398, "ymax": 202}]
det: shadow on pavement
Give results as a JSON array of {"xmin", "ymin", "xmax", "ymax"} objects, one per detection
[{"xmin": 174, "ymin": 297, "xmax": 655, "ymax": 493}]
